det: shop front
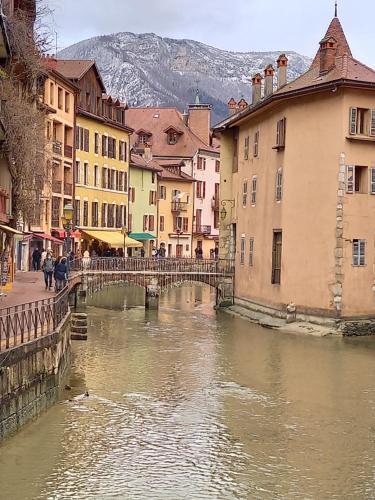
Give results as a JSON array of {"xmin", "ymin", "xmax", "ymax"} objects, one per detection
[
  {"xmin": 80, "ymin": 229, "xmax": 142, "ymax": 257},
  {"xmin": 0, "ymin": 224, "xmax": 23, "ymax": 291}
]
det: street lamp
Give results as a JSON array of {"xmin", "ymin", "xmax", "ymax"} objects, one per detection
[
  {"xmin": 220, "ymin": 200, "xmax": 235, "ymax": 221},
  {"xmin": 61, "ymin": 203, "xmax": 74, "ymax": 256},
  {"xmin": 121, "ymin": 226, "xmax": 128, "ymax": 258}
]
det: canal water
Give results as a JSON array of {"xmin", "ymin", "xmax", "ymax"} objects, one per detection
[{"xmin": 1, "ymin": 285, "xmax": 375, "ymax": 499}]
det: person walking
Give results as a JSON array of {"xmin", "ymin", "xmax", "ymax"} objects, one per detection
[
  {"xmin": 54, "ymin": 257, "xmax": 68, "ymax": 292},
  {"xmin": 158, "ymin": 244, "xmax": 166, "ymax": 258},
  {"xmin": 32, "ymin": 248, "xmax": 41, "ymax": 271},
  {"xmin": 40, "ymin": 248, "xmax": 47, "ymax": 268},
  {"xmin": 42, "ymin": 251, "xmax": 55, "ymax": 290}
]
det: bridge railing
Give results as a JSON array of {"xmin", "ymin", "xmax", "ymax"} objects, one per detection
[
  {"xmin": 70, "ymin": 257, "xmax": 235, "ymax": 275},
  {"xmin": 0, "ymin": 286, "xmax": 69, "ymax": 352}
]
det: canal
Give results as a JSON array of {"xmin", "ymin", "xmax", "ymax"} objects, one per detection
[{"xmin": 1, "ymin": 284, "xmax": 375, "ymax": 499}]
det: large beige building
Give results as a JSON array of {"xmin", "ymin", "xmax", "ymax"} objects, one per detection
[{"xmin": 215, "ymin": 14, "xmax": 375, "ymax": 327}]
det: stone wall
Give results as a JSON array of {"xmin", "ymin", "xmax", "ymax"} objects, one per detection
[{"xmin": 0, "ymin": 313, "xmax": 71, "ymax": 440}]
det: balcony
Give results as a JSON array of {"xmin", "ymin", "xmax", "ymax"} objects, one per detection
[
  {"xmin": 171, "ymin": 201, "xmax": 188, "ymax": 212},
  {"xmin": 193, "ymin": 225, "xmax": 211, "ymax": 235},
  {"xmin": 52, "ymin": 180, "xmax": 62, "ymax": 193},
  {"xmin": 211, "ymin": 197, "xmax": 219, "ymax": 211},
  {"xmin": 64, "ymin": 144, "xmax": 73, "ymax": 158},
  {"xmin": 64, "ymin": 182, "xmax": 73, "ymax": 196},
  {"xmin": 52, "ymin": 141, "xmax": 62, "ymax": 155}
]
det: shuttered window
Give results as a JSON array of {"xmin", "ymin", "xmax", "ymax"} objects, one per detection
[
  {"xmin": 253, "ymin": 130, "xmax": 259, "ymax": 157},
  {"xmin": 244, "ymin": 136, "xmax": 249, "ymax": 160},
  {"xmin": 159, "ymin": 215, "xmax": 165, "ymax": 232},
  {"xmin": 346, "ymin": 165, "xmax": 354, "ymax": 194},
  {"xmin": 251, "ymin": 176, "xmax": 257, "ymax": 205},
  {"xmin": 101, "ymin": 203, "xmax": 107, "ymax": 227},
  {"xmin": 149, "ymin": 215, "xmax": 155, "ymax": 232},
  {"xmin": 275, "ymin": 118, "xmax": 286, "ymax": 149},
  {"xmin": 83, "ymin": 129, "xmax": 89, "ymax": 152},
  {"xmin": 353, "ymin": 239, "xmax": 366, "ymax": 266},
  {"xmin": 370, "ymin": 168, "xmax": 375, "ymax": 194},
  {"xmin": 240, "ymin": 236, "xmax": 245, "ymax": 265},
  {"xmin": 271, "ymin": 230, "xmax": 282, "ymax": 284},
  {"xmin": 276, "ymin": 168, "xmax": 283, "ymax": 201},
  {"xmin": 371, "ymin": 110, "xmax": 375, "ymax": 137},
  {"xmin": 143, "ymin": 215, "xmax": 148, "ymax": 231},
  {"xmin": 242, "ymin": 180, "xmax": 248, "ymax": 207},
  {"xmin": 94, "ymin": 133, "xmax": 100, "ymax": 154},
  {"xmin": 349, "ymin": 107, "xmax": 357, "ymax": 135},
  {"xmin": 249, "ymin": 238, "xmax": 254, "ymax": 267},
  {"xmin": 83, "ymin": 201, "xmax": 88, "ymax": 227}
]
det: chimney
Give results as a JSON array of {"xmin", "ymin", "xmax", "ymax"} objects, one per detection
[
  {"xmin": 252, "ymin": 74, "xmax": 262, "ymax": 105},
  {"xmin": 228, "ymin": 98, "xmax": 238, "ymax": 116},
  {"xmin": 187, "ymin": 103, "xmax": 212, "ymax": 145},
  {"xmin": 238, "ymin": 98, "xmax": 248, "ymax": 111},
  {"xmin": 264, "ymin": 64, "xmax": 274, "ymax": 98},
  {"xmin": 277, "ymin": 54, "xmax": 288, "ymax": 89},
  {"xmin": 143, "ymin": 144, "xmax": 152, "ymax": 161},
  {"xmin": 319, "ymin": 36, "xmax": 337, "ymax": 75},
  {"xmin": 182, "ymin": 110, "xmax": 189, "ymax": 126}
]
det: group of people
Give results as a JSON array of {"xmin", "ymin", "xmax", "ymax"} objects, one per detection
[{"xmin": 32, "ymin": 248, "xmax": 70, "ymax": 292}]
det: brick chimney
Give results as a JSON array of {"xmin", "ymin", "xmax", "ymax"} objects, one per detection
[
  {"xmin": 277, "ymin": 54, "xmax": 288, "ymax": 89},
  {"xmin": 252, "ymin": 74, "xmax": 262, "ymax": 106},
  {"xmin": 319, "ymin": 36, "xmax": 337, "ymax": 75},
  {"xmin": 238, "ymin": 98, "xmax": 248, "ymax": 111},
  {"xmin": 187, "ymin": 103, "xmax": 212, "ymax": 145},
  {"xmin": 264, "ymin": 64, "xmax": 274, "ymax": 98},
  {"xmin": 228, "ymin": 98, "xmax": 238, "ymax": 116}
]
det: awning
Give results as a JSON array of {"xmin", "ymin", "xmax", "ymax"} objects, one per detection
[
  {"xmin": 0, "ymin": 224, "xmax": 23, "ymax": 235},
  {"xmin": 81, "ymin": 230, "xmax": 142, "ymax": 248},
  {"xmin": 70, "ymin": 230, "xmax": 81, "ymax": 239},
  {"xmin": 51, "ymin": 228, "xmax": 66, "ymax": 238},
  {"xmin": 32, "ymin": 233, "xmax": 64, "ymax": 245},
  {"xmin": 129, "ymin": 232, "xmax": 156, "ymax": 241}
]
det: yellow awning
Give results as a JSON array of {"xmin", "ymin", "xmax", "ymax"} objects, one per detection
[
  {"xmin": 81, "ymin": 230, "xmax": 142, "ymax": 248},
  {"xmin": 0, "ymin": 224, "xmax": 23, "ymax": 235}
]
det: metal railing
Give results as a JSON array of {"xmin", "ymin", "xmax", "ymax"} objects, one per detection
[
  {"xmin": 71, "ymin": 257, "xmax": 234, "ymax": 275},
  {"xmin": 0, "ymin": 287, "xmax": 69, "ymax": 352},
  {"xmin": 171, "ymin": 201, "xmax": 188, "ymax": 212},
  {"xmin": 52, "ymin": 141, "xmax": 62, "ymax": 155},
  {"xmin": 193, "ymin": 225, "xmax": 212, "ymax": 235}
]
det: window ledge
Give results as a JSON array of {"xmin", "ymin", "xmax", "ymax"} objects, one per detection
[
  {"xmin": 272, "ymin": 145, "xmax": 285, "ymax": 151},
  {"xmin": 346, "ymin": 135, "xmax": 375, "ymax": 143}
]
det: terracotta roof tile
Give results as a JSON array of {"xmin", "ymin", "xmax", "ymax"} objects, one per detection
[
  {"xmin": 130, "ymin": 153, "xmax": 162, "ymax": 172},
  {"xmin": 311, "ymin": 17, "xmax": 352, "ymax": 68},
  {"xmin": 125, "ymin": 107, "xmax": 216, "ymax": 158},
  {"xmin": 55, "ymin": 59, "xmax": 106, "ymax": 92}
]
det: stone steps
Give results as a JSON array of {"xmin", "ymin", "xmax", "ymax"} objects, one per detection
[{"xmin": 70, "ymin": 313, "xmax": 88, "ymax": 341}]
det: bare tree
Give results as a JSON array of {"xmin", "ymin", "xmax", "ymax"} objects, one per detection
[{"xmin": 0, "ymin": 2, "xmax": 53, "ymax": 226}]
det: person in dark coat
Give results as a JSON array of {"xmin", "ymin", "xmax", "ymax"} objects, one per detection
[
  {"xmin": 42, "ymin": 251, "xmax": 55, "ymax": 290},
  {"xmin": 54, "ymin": 257, "xmax": 68, "ymax": 292},
  {"xmin": 32, "ymin": 248, "xmax": 41, "ymax": 271}
]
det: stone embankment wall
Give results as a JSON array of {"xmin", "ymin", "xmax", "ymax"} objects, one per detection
[{"xmin": 0, "ymin": 314, "xmax": 71, "ymax": 440}]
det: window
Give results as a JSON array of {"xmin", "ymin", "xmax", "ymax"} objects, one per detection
[
  {"xmin": 276, "ymin": 168, "xmax": 283, "ymax": 201},
  {"xmin": 242, "ymin": 180, "xmax": 248, "ymax": 207},
  {"xmin": 116, "ymin": 205, "xmax": 122, "ymax": 228},
  {"xmin": 149, "ymin": 190, "xmax": 157, "ymax": 205},
  {"xmin": 160, "ymin": 215, "xmax": 165, "ymax": 232},
  {"xmin": 75, "ymin": 160, "xmax": 80, "ymax": 184},
  {"xmin": 253, "ymin": 130, "xmax": 259, "ymax": 157},
  {"xmin": 244, "ymin": 136, "xmax": 249, "ymax": 160},
  {"xmin": 249, "ymin": 238, "xmax": 254, "ymax": 266},
  {"xmin": 101, "ymin": 203, "xmax": 107, "ymax": 227},
  {"xmin": 102, "ymin": 167, "xmax": 108, "ymax": 189},
  {"xmin": 94, "ymin": 165, "xmax": 99, "ymax": 187},
  {"xmin": 149, "ymin": 215, "xmax": 155, "ymax": 232},
  {"xmin": 271, "ymin": 230, "xmax": 282, "ymax": 284},
  {"xmin": 353, "ymin": 239, "xmax": 366, "ymax": 266},
  {"xmin": 151, "ymin": 172, "xmax": 156, "ymax": 184},
  {"xmin": 349, "ymin": 107, "xmax": 375, "ymax": 137},
  {"xmin": 240, "ymin": 236, "xmax": 245, "ymax": 265},
  {"xmin": 196, "ymin": 181, "xmax": 206, "ymax": 199},
  {"xmin": 215, "ymin": 160, "xmax": 220, "ymax": 173},
  {"xmin": 83, "ymin": 129, "xmax": 89, "ymax": 152},
  {"xmin": 124, "ymin": 172, "xmax": 128, "ymax": 192},
  {"xmin": 49, "ymin": 82, "xmax": 54, "ymax": 105},
  {"xmin": 129, "ymin": 187, "xmax": 135, "ymax": 203},
  {"xmin": 102, "ymin": 135, "xmax": 108, "ymax": 157},
  {"xmin": 94, "ymin": 133, "xmax": 100, "ymax": 154},
  {"xmin": 182, "ymin": 217, "xmax": 189, "ymax": 233},
  {"xmin": 108, "ymin": 205, "xmax": 115, "ymax": 227},
  {"xmin": 167, "ymin": 131, "xmax": 178, "ymax": 145},
  {"xmin": 138, "ymin": 133, "xmax": 148, "ymax": 145},
  {"xmin": 128, "ymin": 213, "xmax": 132, "ymax": 232},
  {"xmin": 251, "ymin": 176, "xmax": 257, "ymax": 205},
  {"xmin": 74, "ymin": 199, "xmax": 80, "ymax": 226},
  {"xmin": 85, "ymin": 92, "xmax": 90, "ymax": 109},
  {"xmin": 143, "ymin": 215, "xmax": 149, "ymax": 231},
  {"xmin": 91, "ymin": 202, "xmax": 98, "ymax": 227},
  {"xmin": 119, "ymin": 141, "xmax": 127, "ymax": 161},
  {"xmin": 57, "ymin": 87, "xmax": 63, "ymax": 109},
  {"xmin": 214, "ymin": 209, "xmax": 219, "ymax": 229},
  {"xmin": 370, "ymin": 168, "xmax": 375, "ymax": 194},
  {"xmin": 118, "ymin": 172, "xmax": 124, "ymax": 192},
  {"xmin": 159, "ymin": 185, "xmax": 166, "ymax": 200},
  {"xmin": 83, "ymin": 201, "xmax": 88, "ymax": 226},
  {"xmin": 346, "ymin": 165, "xmax": 368, "ymax": 194},
  {"xmin": 65, "ymin": 92, "xmax": 70, "ymax": 113},
  {"xmin": 122, "ymin": 205, "xmax": 127, "ymax": 227},
  {"xmin": 83, "ymin": 162, "xmax": 89, "ymax": 186},
  {"xmin": 275, "ymin": 118, "xmax": 286, "ymax": 149},
  {"xmin": 75, "ymin": 126, "xmax": 90, "ymax": 151},
  {"xmin": 197, "ymin": 157, "xmax": 206, "ymax": 170}
]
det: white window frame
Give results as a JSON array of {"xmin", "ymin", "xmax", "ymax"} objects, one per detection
[
  {"xmin": 244, "ymin": 136, "xmax": 249, "ymax": 160},
  {"xmin": 346, "ymin": 165, "xmax": 354, "ymax": 194},
  {"xmin": 249, "ymin": 237, "xmax": 254, "ymax": 266},
  {"xmin": 240, "ymin": 235, "xmax": 245, "ymax": 265},
  {"xmin": 276, "ymin": 168, "xmax": 283, "ymax": 201},
  {"xmin": 242, "ymin": 180, "xmax": 248, "ymax": 207},
  {"xmin": 353, "ymin": 239, "xmax": 366, "ymax": 266},
  {"xmin": 253, "ymin": 130, "xmax": 259, "ymax": 157},
  {"xmin": 251, "ymin": 176, "xmax": 257, "ymax": 206},
  {"xmin": 370, "ymin": 167, "xmax": 375, "ymax": 194}
]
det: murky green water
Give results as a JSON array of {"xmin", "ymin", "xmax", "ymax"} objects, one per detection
[{"xmin": 1, "ymin": 284, "xmax": 375, "ymax": 499}]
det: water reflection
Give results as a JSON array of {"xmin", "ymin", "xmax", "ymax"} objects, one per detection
[{"xmin": 0, "ymin": 284, "xmax": 375, "ymax": 499}]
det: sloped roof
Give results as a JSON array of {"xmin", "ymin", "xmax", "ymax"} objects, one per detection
[
  {"xmin": 130, "ymin": 153, "xmax": 162, "ymax": 172},
  {"xmin": 126, "ymin": 107, "xmax": 216, "ymax": 158},
  {"xmin": 55, "ymin": 59, "xmax": 106, "ymax": 93},
  {"xmin": 214, "ymin": 16, "xmax": 375, "ymax": 130},
  {"xmin": 158, "ymin": 167, "xmax": 194, "ymax": 182}
]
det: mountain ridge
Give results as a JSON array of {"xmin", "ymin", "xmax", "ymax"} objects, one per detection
[{"xmin": 58, "ymin": 32, "xmax": 312, "ymax": 123}]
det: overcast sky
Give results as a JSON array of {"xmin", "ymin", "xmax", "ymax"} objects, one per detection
[{"xmin": 48, "ymin": 0, "xmax": 375, "ymax": 67}]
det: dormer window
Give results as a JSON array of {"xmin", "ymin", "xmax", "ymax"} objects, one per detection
[
  {"xmin": 168, "ymin": 131, "xmax": 178, "ymax": 145},
  {"xmin": 139, "ymin": 134, "xmax": 148, "ymax": 145}
]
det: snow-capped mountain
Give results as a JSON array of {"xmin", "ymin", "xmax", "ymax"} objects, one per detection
[{"xmin": 58, "ymin": 32, "xmax": 311, "ymax": 123}]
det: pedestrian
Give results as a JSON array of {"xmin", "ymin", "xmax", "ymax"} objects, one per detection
[
  {"xmin": 140, "ymin": 247, "xmax": 145, "ymax": 258},
  {"xmin": 54, "ymin": 257, "xmax": 68, "ymax": 292},
  {"xmin": 214, "ymin": 246, "xmax": 219, "ymax": 260},
  {"xmin": 82, "ymin": 249, "xmax": 91, "ymax": 270},
  {"xmin": 151, "ymin": 247, "xmax": 158, "ymax": 258},
  {"xmin": 40, "ymin": 248, "xmax": 47, "ymax": 268},
  {"xmin": 210, "ymin": 249, "xmax": 214, "ymax": 260},
  {"xmin": 32, "ymin": 248, "xmax": 41, "ymax": 271},
  {"xmin": 42, "ymin": 251, "xmax": 55, "ymax": 290},
  {"xmin": 158, "ymin": 244, "xmax": 166, "ymax": 258},
  {"xmin": 195, "ymin": 246, "xmax": 203, "ymax": 260}
]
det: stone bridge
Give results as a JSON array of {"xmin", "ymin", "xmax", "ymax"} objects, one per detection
[{"xmin": 69, "ymin": 257, "xmax": 235, "ymax": 309}]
